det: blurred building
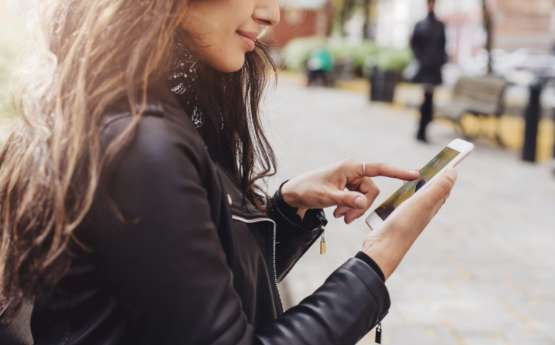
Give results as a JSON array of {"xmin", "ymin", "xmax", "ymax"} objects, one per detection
[
  {"xmin": 494, "ymin": 0, "xmax": 555, "ymax": 50},
  {"xmin": 269, "ymin": 0, "xmax": 333, "ymax": 47},
  {"xmin": 375, "ymin": 0, "xmax": 555, "ymax": 62}
]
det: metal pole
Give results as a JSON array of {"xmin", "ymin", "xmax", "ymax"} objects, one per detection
[
  {"xmin": 522, "ymin": 80, "xmax": 543, "ymax": 162},
  {"xmin": 552, "ymin": 107, "xmax": 555, "ymax": 175}
]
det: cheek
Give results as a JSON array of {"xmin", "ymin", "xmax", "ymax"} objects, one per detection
[
  {"xmin": 184, "ymin": 27, "xmax": 245, "ymax": 72},
  {"xmin": 185, "ymin": 0, "xmax": 249, "ymax": 45},
  {"xmin": 200, "ymin": 38, "xmax": 247, "ymax": 73},
  {"xmin": 182, "ymin": 3, "xmax": 250, "ymax": 72}
]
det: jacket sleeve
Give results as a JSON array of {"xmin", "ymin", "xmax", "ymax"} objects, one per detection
[
  {"xmin": 90, "ymin": 116, "xmax": 390, "ymax": 345},
  {"xmin": 266, "ymin": 192, "xmax": 325, "ymax": 281}
]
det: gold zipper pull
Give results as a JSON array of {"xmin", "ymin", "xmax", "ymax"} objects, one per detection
[
  {"xmin": 375, "ymin": 322, "xmax": 382, "ymax": 344},
  {"xmin": 319, "ymin": 233, "xmax": 327, "ymax": 255}
]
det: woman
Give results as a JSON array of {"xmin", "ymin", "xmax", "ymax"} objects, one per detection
[{"xmin": 0, "ymin": 0, "xmax": 457, "ymax": 344}]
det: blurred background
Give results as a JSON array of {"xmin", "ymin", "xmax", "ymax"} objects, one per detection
[{"xmin": 1, "ymin": 0, "xmax": 554, "ymax": 344}]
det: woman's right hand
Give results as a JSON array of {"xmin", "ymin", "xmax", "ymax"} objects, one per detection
[{"xmin": 362, "ymin": 169, "xmax": 458, "ymax": 280}]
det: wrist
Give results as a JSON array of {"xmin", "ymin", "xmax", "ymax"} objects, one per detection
[
  {"xmin": 355, "ymin": 251, "xmax": 385, "ymax": 281},
  {"xmin": 275, "ymin": 181, "xmax": 328, "ymax": 228},
  {"xmin": 279, "ymin": 180, "xmax": 309, "ymax": 220},
  {"xmin": 280, "ymin": 180, "xmax": 301, "ymax": 208},
  {"xmin": 362, "ymin": 234, "xmax": 399, "ymax": 280},
  {"xmin": 273, "ymin": 181, "xmax": 302, "ymax": 222}
]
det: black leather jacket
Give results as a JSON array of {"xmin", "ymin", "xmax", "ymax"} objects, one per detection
[{"xmin": 30, "ymin": 90, "xmax": 391, "ymax": 345}]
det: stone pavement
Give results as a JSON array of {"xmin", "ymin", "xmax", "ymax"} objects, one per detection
[
  {"xmin": 326, "ymin": 75, "xmax": 555, "ymax": 163},
  {"xmin": 264, "ymin": 77, "xmax": 555, "ymax": 345}
]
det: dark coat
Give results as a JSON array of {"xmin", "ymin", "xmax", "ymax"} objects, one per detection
[
  {"xmin": 29, "ymin": 89, "xmax": 391, "ymax": 345},
  {"xmin": 410, "ymin": 12, "xmax": 448, "ymax": 85}
]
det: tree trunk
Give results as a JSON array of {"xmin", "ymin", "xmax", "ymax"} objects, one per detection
[
  {"xmin": 362, "ymin": 0, "xmax": 371, "ymax": 39},
  {"xmin": 482, "ymin": 0, "xmax": 494, "ymax": 74},
  {"xmin": 338, "ymin": 0, "xmax": 349, "ymax": 36}
]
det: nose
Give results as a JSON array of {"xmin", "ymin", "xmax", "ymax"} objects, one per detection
[{"xmin": 253, "ymin": 0, "xmax": 280, "ymax": 28}]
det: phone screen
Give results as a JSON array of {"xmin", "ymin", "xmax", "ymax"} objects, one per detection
[{"xmin": 374, "ymin": 147, "xmax": 460, "ymax": 221}]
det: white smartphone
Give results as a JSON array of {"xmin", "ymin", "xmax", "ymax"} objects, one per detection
[{"xmin": 365, "ymin": 138, "xmax": 474, "ymax": 231}]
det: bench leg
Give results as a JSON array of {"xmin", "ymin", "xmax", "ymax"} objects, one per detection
[
  {"xmin": 454, "ymin": 114, "xmax": 473, "ymax": 141},
  {"xmin": 495, "ymin": 118, "xmax": 506, "ymax": 148}
]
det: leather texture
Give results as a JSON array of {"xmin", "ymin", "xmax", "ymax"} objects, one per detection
[{"xmin": 30, "ymin": 90, "xmax": 391, "ymax": 345}]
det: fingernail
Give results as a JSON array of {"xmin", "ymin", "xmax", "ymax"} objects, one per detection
[{"xmin": 355, "ymin": 196, "xmax": 366, "ymax": 208}]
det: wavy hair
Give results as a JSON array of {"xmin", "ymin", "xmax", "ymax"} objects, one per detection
[{"xmin": 0, "ymin": 0, "xmax": 276, "ymax": 315}]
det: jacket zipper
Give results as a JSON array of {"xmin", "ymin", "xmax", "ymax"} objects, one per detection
[
  {"xmin": 232, "ymin": 214, "xmax": 383, "ymax": 342},
  {"xmin": 231, "ymin": 215, "xmax": 282, "ymax": 310},
  {"xmin": 375, "ymin": 322, "xmax": 382, "ymax": 343}
]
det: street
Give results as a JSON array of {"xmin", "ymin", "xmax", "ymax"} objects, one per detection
[{"xmin": 265, "ymin": 77, "xmax": 555, "ymax": 345}]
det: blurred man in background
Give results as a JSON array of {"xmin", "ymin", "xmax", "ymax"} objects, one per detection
[{"xmin": 410, "ymin": 0, "xmax": 448, "ymax": 143}]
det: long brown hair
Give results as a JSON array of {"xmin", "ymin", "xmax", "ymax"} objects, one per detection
[{"xmin": 0, "ymin": 0, "xmax": 276, "ymax": 313}]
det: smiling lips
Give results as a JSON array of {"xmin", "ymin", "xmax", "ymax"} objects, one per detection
[{"xmin": 236, "ymin": 30, "xmax": 257, "ymax": 51}]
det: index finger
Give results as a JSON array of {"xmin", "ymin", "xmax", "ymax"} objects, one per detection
[{"xmin": 362, "ymin": 162, "xmax": 420, "ymax": 181}]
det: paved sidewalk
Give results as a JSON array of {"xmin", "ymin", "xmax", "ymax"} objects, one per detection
[
  {"xmin": 265, "ymin": 78, "xmax": 555, "ymax": 345},
  {"xmin": 326, "ymin": 75, "xmax": 554, "ymax": 162}
]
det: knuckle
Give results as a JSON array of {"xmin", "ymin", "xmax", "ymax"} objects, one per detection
[
  {"xmin": 340, "ymin": 193, "xmax": 352, "ymax": 205},
  {"xmin": 345, "ymin": 158, "xmax": 356, "ymax": 166},
  {"xmin": 444, "ymin": 174, "xmax": 457, "ymax": 187},
  {"xmin": 374, "ymin": 162, "xmax": 385, "ymax": 173},
  {"xmin": 361, "ymin": 178, "xmax": 375, "ymax": 192},
  {"xmin": 340, "ymin": 158, "xmax": 355, "ymax": 170},
  {"xmin": 441, "ymin": 175, "xmax": 455, "ymax": 190},
  {"xmin": 421, "ymin": 198, "xmax": 437, "ymax": 211},
  {"xmin": 436, "ymin": 180, "xmax": 452, "ymax": 196}
]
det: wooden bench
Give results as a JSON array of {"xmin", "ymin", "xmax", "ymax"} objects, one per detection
[{"xmin": 437, "ymin": 76, "xmax": 507, "ymax": 146}]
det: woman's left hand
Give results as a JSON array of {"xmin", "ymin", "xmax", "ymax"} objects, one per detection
[{"xmin": 280, "ymin": 160, "xmax": 419, "ymax": 224}]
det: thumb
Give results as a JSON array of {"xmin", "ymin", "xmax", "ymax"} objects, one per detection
[
  {"xmin": 407, "ymin": 169, "xmax": 458, "ymax": 215},
  {"xmin": 331, "ymin": 190, "xmax": 367, "ymax": 209}
]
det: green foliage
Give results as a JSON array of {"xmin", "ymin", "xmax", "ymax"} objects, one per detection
[
  {"xmin": 282, "ymin": 37, "xmax": 327, "ymax": 72},
  {"xmin": 364, "ymin": 47, "xmax": 412, "ymax": 76},
  {"xmin": 327, "ymin": 40, "xmax": 379, "ymax": 70},
  {"xmin": 351, "ymin": 42, "xmax": 381, "ymax": 70},
  {"xmin": 282, "ymin": 36, "xmax": 411, "ymax": 76}
]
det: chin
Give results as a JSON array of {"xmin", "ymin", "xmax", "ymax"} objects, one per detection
[{"xmin": 209, "ymin": 53, "xmax": 246, "ymax": 73}]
